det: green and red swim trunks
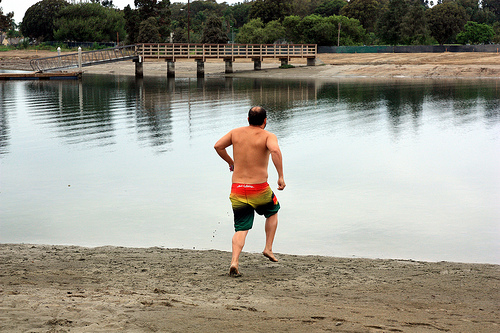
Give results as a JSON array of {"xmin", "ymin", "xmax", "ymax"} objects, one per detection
[{"xmin": 229, "ymin": 182, "xmax": 280, "ymax": 231}]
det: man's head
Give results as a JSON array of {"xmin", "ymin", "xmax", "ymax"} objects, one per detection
[{"xmin": 248, "ymin": 106, "xmax": 267, "ymax": 126}]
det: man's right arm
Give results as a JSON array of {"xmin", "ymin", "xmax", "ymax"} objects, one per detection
[{"xmin": 214, "ymin": 131, "xmax": 235, "ymax": 171}]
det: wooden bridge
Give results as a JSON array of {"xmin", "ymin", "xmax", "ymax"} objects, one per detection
[{"xmin": 30, "ymin": 44, "xmax": 317, "ymax": 77}]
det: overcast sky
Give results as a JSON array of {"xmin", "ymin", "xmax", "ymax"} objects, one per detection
[{"xmin": 4, "ymin": 0, "xmax": 245, "ymax": 25}]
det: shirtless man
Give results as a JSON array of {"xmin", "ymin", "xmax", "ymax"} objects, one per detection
[{"xmin": 214, "ymin": 106, "xmax": 286, "ymax": 277}]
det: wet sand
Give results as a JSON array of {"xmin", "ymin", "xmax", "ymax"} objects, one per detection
[{"xmin": 1, "ymin": 244, "xmax": 499, "ymax": 332}]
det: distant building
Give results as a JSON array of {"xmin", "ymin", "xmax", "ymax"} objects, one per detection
[{"xmin": 1, "ymin": 34, "xmax": 23, "ymax": 46}]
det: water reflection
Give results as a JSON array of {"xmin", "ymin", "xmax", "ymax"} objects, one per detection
[
  {"xmin": 1, "ymin": 77, "xmax": 498, "ymax": 154},
  {"xmin": 0, "ymin": 84, "xmax": 12, "ymax": 155},
  {"xmin": 0, "ymin": 76, "xmax": 498, "ymax": 264}
]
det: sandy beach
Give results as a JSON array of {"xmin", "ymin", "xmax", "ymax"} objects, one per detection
[
  {"xmin": 1, "ymin": 244, "xmax": 499, "ymax": 332},
  {"xmin": 1, "ymin": 50, "xmax": 499, "ymax": 332}
]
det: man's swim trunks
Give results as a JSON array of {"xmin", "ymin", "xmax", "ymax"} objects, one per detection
[{"xmin": 230, "ymin": 182, "xmax": 280, "ymax": 231}]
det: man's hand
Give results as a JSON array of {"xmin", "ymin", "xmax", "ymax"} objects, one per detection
[
  {"xmin": 229, "ymin": 164, "xmax": 234, "ymax": 172},
  {"xmin": 277, "ymin": 177, "xmax": 286, "ymax": 190}
]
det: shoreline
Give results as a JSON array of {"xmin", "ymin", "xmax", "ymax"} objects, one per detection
[
  {"xmin": 2, "ymin": 51, "xmax": 500, "ymax": 79},
  {"xmin": 1, "ymin": 243, "xmax": 499, "ymax": 332}
]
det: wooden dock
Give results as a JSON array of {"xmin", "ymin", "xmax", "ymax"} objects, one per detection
[{"xmin": 0, "ymin": 72, "xmax": 82, "ymax": 80}]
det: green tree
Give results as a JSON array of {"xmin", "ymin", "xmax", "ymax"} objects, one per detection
[
  {"xmin": 283, "ymin": 14, "xmax": 367, "ymax": 45},
  {"xmin": 186, "ymin": 0, "xmax": 224, "ymax": 42},
  {"xmin": 340, "ymin": 0, "xmax": 384, "ymax": 32},
  {"xmin": 101, "ymin": 0, "xmax": 114, "ymax": 8},
  {"xmin": 315, "ymin": 15, "xmax": 367, "ymax": 45},
  {"xmin": 89, "ymin": 0, "xmax": 114, "ymax": 7},
  {"xmin": 481, "ymin": 0, "xmax": 500, "ymax": 20},
  {"xmin": 290, "ymin": 0, "xmax": 325, "ymax": 17},
  {"xmin": 235, "ymin": 18, "xmax": 265, "ymax": 43},
  {"xmin": 249, "ymin": 0, "xmax": 293, "ymax": 23},
  {"xmin": 137, "ymin": 16, "xmax": 161, "ymax": 42},
  {"xmin": 201, "ymin": 15, "xmax": 229, "ymax": 43},
  {"xmin": 6, "ymin": 22, "xmax": 21, "ymax": 38},
  {"xmin": 455, "ymin": 0, "xmax": 479, "ymax": 21},
  {"xmin": 135, "ymin": 0, "xmax": 166, "ymax": 20},
  {"xmin": 0, "ymin": 0, "xmax": 14, "ymax": 32},
  {"xmin": 376, "ymin": 0, "xmax": 407, "ymax": 45},
  {"xmin": 235, "ymin": 18, "xmax": 293, "ymax": 44},
  {"xmin": 144, "ymin": 0, "xmax": 170, "ymax": 41},
  {"xmin": 261, "ymin": 20, "xmax": 287, "ymax": 43},
  {"xmin": 456, "ymin": 21, "xmax": 495, "ymax": 44},
  {"xmin": 473, "ymin": 8, "xmax": 497, "ymax": 25},
  {"xmin": 124, "ymin": 5, "xmax": 140, "ymax": 44},
  {"xmin": 376, "ymin": 0, "xmax": 429, "ymax": 45},
  {"xmin": 53, "ymin": 3, "xmax": 125, "ymax": 42},
  {"xmin": 493, "ymin": 22, "xmax": 500, "ymax": 43},
  {"xmin": 124, "ymin": 0, "xmax": 170, "ymax": 43},
  {"xmin": 21, "ymin": 0, "xmax": 69, "ymax": 41},
  {"xmin": 296, "ymin": 14, "xmax": 325, "ymax": 43},
  {"xmin": 400, "ymin": 0, "xmax": 430, "ymax": 44},
  {"xmin": 314, "ymin": 0, "xmax": 348, "ymax": 17},
  {"xmin": 189, "ymin": 0, "xmax": 222, "ymax": 16},
  {"xmin": 427, "ymin": 1, "xmax": 467, "ymax": 44},
  {"xmin": 282, "ymin": 15, "xmax": 303, "ymax": 43},
  {"xmin": 228, "ymin": 1, "xmax": 252, "ymax": 27}
]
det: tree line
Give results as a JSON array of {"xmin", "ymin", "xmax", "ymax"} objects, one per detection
[{"xmin": 2, "ymin": 0, "xmax": 500, "ymax": 47}]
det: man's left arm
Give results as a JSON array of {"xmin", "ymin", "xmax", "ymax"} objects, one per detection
[{"xmin": 267, "ymin": 134, "xmax": 286, "ymax": 190}]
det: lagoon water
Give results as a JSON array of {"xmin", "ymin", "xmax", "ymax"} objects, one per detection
[{"xmin": 1, "ymin": 75, "xmax": 499, "ymax": 264}]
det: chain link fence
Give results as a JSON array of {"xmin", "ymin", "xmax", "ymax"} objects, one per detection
[{"xmin": 319, "ymin": 45, "xmax": 500, "ymax": 53}]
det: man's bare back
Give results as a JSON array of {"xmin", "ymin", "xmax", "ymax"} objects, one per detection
[
  {"xmin": 214, "ymin": 117, "xmax": 285, "ymax": 189},
  {"xmin": 231, "ymin": 126, "xmax": 271, "ymax": 184}
]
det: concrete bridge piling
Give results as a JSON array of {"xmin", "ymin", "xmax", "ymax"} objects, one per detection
[{"xmin": 134, "ymin": 56, "xmax": 143, "ymax": 78}]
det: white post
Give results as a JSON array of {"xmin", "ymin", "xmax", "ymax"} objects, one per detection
[
  {"xmin": 57, "ymin": 47, "xmax": 61, "ymax": 68},
  {"xmin": 78, "ymin": 47, "xmax": 82, "ymax": 70}
]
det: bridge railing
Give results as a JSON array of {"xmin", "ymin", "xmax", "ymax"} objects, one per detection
[
  {"xmin": 31, "ymin": 45, "xmax": 138, "ymax": 72},
  {"xmin": 137, "ymin": 44, "xmax": 317, "ymax": 60},
  {"xmin": 30, "ymin": 44, "xmax": 317, "ymax": 72}
]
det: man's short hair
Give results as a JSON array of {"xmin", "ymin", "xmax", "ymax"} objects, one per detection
[{"xmin": 248, "ymin": 106, "xmax": 267, "ymax": 126}]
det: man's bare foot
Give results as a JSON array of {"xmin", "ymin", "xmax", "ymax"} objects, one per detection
[
  {"xmin": 263, "ymin": 251, "xmax": 278, "ymax": 262},
  {"xmin": 229, "ymin": 265, "xmax": 242, "ymax": 277}
]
